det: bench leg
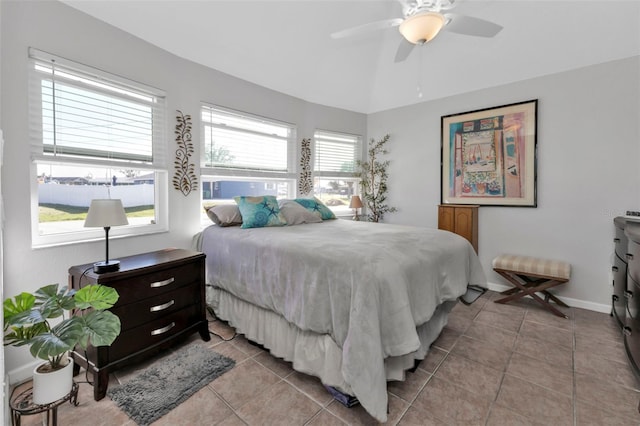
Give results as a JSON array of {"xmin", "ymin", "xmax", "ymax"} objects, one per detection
[{"xmin": 494, "ymin": 270, "xmax": 569, "ymax": 319}]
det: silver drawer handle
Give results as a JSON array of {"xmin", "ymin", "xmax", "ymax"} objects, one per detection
[
  {"xmin": 150, "ymin": 300, "xmax": 175, "ymax": 313},
  {"xmin": 151, "ymin": 322, "xmax": 175, "ymax": 336},
  {"xmin": 627, "ymin": 253, "xmax": 634, "ymax": 261},
  {"xmin": 624, "ymin": 326, "xmax": 632, "ymax": 336},
  {"xmin": 614, "ymin": 238, "xmax": 621, "ymax": 243},
  {"xmin": 150, "ymin": 277, "xmax": 175, "ymax": 288},
  {"xmin": 612, "ymin": 266, "xmax": 619, "ymax": 272}
]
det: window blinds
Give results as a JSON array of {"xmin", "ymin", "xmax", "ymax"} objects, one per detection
[
  {"xmin": 28, "ymin": 48, "xmax": 166, "ymax": 169},
  {"xmin": 314, "ymin": 130, "xmax": 361, "ymax": 176},
  {"xmin": 201, "ymin": 105, "xmax": 293, "ymax": 173}
]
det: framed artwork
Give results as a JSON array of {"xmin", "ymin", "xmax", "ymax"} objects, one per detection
[{"xmin": 441, "ymin": 99, "xmax": 538, "ymax": 207}]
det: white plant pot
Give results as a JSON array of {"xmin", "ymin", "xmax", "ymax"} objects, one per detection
[{"xmin": 32, "ymin": 358, "xmax": 74, "ymax": 405}]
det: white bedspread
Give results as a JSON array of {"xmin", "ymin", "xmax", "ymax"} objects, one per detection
[{"xmin": 201, "ymin": 220, "xmax": 486, "ymax": 421}]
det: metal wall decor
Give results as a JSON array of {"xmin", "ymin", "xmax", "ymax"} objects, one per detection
[
  {"xmin": 173, "ymin": 110, "xmax": 198, "ymax": 196},
  {"xmin": 298, "ymin": 138, "xmax": 313, "ymax": 196}
]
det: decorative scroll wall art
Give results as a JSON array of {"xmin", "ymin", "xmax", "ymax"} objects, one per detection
[
  {"xmin": 173, "ymin": 110, "xmax": 198, "ymax": 196},
  {"xmin": 298, "ymin": 138, "xmax": 313, "ymax": 196},
  {"xmin": 441, "ymin": 99, "xmax": 538, "ymax": 207}
]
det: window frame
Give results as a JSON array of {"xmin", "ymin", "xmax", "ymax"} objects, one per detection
[
  {"xmin": 313, "ymin": 129, "xmax": 363, "ymax": 217},
  {"xmin": 28, "ymin": 49, "xmax": 168, "ymax": 248},
  {"xmin": 200, "ymin": 104, "xmax": 297, "ymax": 223}
]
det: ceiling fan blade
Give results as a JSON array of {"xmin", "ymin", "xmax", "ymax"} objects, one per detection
[
  {"xmin": 443, "ymin": 13, "xmax": 503, "ymax": 38},
  {"xmin": 331, "ymin": 18, "xmax": 403, "ymax": 39},
  {"xmin": 394, "ymin": 39, "xmax": 415, "ymax": 63}
]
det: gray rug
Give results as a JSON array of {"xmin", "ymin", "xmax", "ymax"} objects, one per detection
[{"xmin": 107, "ymin": 343, "xmax": 235, "ymax": 425}]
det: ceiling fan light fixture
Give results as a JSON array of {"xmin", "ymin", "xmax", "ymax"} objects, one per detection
[{"xmin": 399, "ymin": 12, "xmax": 445, "ymax": 44}]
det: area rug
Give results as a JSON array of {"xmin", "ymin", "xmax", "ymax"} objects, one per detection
[{"xmin": 107, "ymin": 343, "xmax": 235, "ymax": 425}]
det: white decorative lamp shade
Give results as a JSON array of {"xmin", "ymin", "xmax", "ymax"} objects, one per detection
[
  {"xmin": 349, "ymin": 195, "xmax": 363, "ymax": 209},
  {"xmin": 85, "ymin": 199, "xmax": 129, "ymax": 227},
  {"xmin": 349, "ymin": 195, "xmax": 363, "ymax": 221},
  {"xmin": 84, "ymin": 199, "xmax": 129, "ymax": 273},
  {"xmin": 399, "ymin": 12, "xmax": 446, "ymax": 44}
]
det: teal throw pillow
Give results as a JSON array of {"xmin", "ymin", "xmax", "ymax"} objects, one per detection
[
  {"xmin": 234, "ymin": 195, "xmax": 287, "ymax": 229},
  {"xmin": 293, "ymin": 197, "xmax": 336, "ymax": 220}
]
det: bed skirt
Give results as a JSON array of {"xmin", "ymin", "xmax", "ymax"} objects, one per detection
[{"xmin": 206, "ymin": 285, "xmax": 455, "ymax": 417}]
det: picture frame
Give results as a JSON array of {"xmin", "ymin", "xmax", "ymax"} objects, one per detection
[{"xmin": 441, "ymin": 99, "xmax": 538, "ymax": 207}]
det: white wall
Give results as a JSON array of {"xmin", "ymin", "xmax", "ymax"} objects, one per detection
[
  {"xmin": 0, "ymin": 0, "xmax": 366, "ymax": 379},
  {"xmin": 368, "ymin": 56, "xmax": 640, "ymax": 312}
]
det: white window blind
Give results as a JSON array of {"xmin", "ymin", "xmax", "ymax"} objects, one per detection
[
  {"xmin": 28, "ymin": 48, "xmax": 166, "ymax": 169},
  {"xmin": 201, "ymin": 105, "xmax": 294, "ymax": 173},
  {"xmin": 314, "ymin": 130, "xmax": 361, "ymax": 176}
]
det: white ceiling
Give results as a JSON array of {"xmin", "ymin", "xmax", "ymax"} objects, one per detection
[{"xmin": 60, "ymin": 0, "xmax": 640, "ymax": 114}]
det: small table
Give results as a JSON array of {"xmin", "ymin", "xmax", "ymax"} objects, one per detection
[{"xmin": 10, "ymin": 382, "xmax": 79, "ymax": 426}]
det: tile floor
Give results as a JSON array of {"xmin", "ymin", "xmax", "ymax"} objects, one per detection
[{"xmin": 10, "ymin": 290, "xmax": 640, "ymax": 425}]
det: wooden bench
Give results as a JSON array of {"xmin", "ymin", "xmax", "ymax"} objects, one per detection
[{"xmin": 492, "ymin": 254, "xmax": 571, "ymax": 318}]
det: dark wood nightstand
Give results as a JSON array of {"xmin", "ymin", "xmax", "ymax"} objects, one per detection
[{"xmin": 68, "ymin": 248, "xmax": 210, "ymax": 401}]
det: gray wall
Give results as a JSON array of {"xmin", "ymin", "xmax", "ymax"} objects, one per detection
[
  {"xmin": 368, "ymin": 56, "xmax": 640, "ymax": 311},
  {"xmin": 3, "ymin": 0, "xmax": 639, "ymax": 381},
  {"xmin": 0, "ymin": 0, "xmax": 366, "ymax": 379}
]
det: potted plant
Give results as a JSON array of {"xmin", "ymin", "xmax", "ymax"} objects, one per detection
[
  {"xmin": 356, "ymin": 134, "xmax": 397, "ymax": 222},
  {"xmin": 3, "ymin": 283, "xmax": 121, "ymax": 404}
]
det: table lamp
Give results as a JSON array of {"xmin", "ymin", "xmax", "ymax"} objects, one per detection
[
  {"xmin": 84, "ymin": 199, "xmax": 129, "ymax": 273},
  {"xmin": 349, "ymin": 195, "xmax": 363, "ymax": 221}
]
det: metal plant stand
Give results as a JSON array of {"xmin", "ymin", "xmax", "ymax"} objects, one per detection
[{"xmin": 10, "ymin": 381, "xmax": 79, "ymax": 426}]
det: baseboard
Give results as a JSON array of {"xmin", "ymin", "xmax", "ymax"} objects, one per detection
[
  {"xmin": 6, "ymin": 360, "xmax": 39, "ymax": 387},
  {"xmin": 486, "ymin": 281, "xmax": 610, "ymax": 314}
]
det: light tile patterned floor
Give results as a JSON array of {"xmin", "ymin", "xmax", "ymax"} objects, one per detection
[{"xmin": 10, "ymin": 290, "xmax": 640, "ymax": 425}]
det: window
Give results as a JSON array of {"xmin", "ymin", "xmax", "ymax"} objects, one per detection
[
  {"xmin": 200, "ymin": 105, "xmax": 296, "ymax": 224},
  {"xmin": 29, "ymin": 49, "xmax": 167, "ymax": 247},
  {"xmin": 313, "ymin": 130, "xmax": 362, "ymax": 216}
]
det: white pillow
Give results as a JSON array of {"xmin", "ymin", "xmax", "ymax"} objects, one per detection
[
  {"xmin": 205, "ymin": 204, "xmax": 243, "ymax": 227},
  {"xmin": 278, "ymin": 200, "xmax": 323, "ymax": 225}
]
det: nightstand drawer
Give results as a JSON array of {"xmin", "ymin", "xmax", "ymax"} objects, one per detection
[
  {"xmin": 109, "ymin": 304, "xmax": 203, "ymax": 361},
  {"xmin": 111, "ymin": 282, "xmax": 201, "ymax": 331},
  {"xmin": 110, "ymin": 261, "xmax": 201, "ymax": 304}
]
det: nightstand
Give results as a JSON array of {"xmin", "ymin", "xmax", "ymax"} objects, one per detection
[{"xmin": 68, "ymin": 248, "xmax": 210, "ymax": 401}]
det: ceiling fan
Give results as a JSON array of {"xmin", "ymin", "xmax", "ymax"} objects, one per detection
[{"xmin": 331, "ymin": 0, "xmax": 503, "ymax": 62}]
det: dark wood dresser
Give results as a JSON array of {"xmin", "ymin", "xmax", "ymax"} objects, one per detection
[
  {"xmin": 68, "ymin": 248, "xmax": 210, "ymax": 400},
  {"xmin": 612, "ymin": 217, "xmax": 640, "ymax": 385},
  {"xmin": 622, "ymin": 221, "xmax": 640, "ymax": 382}
]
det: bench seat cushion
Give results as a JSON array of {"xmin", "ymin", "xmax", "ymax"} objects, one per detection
[{"xmin": 492, "ymin": 254, "xmax": 571, "ymax": 281}]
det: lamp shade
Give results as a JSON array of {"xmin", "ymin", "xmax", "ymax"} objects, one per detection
[
  {"xmin": 399, "ymin": 12, "xmax": 446, "ymax": 44},
  {"xmin": 349, "ymin": 195, "xmax": 363, "ymax": 209},
  {"xmin": 84, "ymin": 199, "xmax": 129, "ymax": 228}
]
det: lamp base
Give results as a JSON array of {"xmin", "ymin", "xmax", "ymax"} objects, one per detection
[{"xmin": 93, "ymin": 260, "xmax": 120, "ymax": 274}]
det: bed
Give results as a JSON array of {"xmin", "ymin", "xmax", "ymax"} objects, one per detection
[{"xmin": 198, "ymin": 215, "xmax": 486, "ymax": 422}]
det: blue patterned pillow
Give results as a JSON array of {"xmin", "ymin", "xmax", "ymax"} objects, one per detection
[
  {"xmin": 293, "ymin": 197, "xmax": 336, "ymax": 220},
  {"xmin": 234, "ymin": 195, "xmax": 287, "ymax": 229}
]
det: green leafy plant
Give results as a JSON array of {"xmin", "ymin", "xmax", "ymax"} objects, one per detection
[
  {"xmin": 3, "ymin": 283, "xmax": 121, "ymax": 371},
  {"xmin": 356, "ymin": 134, "xmax": 397, "ymax": 222}
]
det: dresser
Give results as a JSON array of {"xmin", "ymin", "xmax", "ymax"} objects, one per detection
[
  {"xmin": 612, "ymin": 218, "xmax": 640, "ymax": 383},
  {"xmin": 68, "ymin": 248, "xmax": 210, "ymax": 400},
  {"xmin": 612, "ymin": 217, "xmax": 629, "ymax": 328},
  {"xmin": 622, "ymin": 221, "xmax": 640, "ymax": 381},
  {"xmin": 438, "ymin": 204, "xmax": 479, "ymax": 253}
]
